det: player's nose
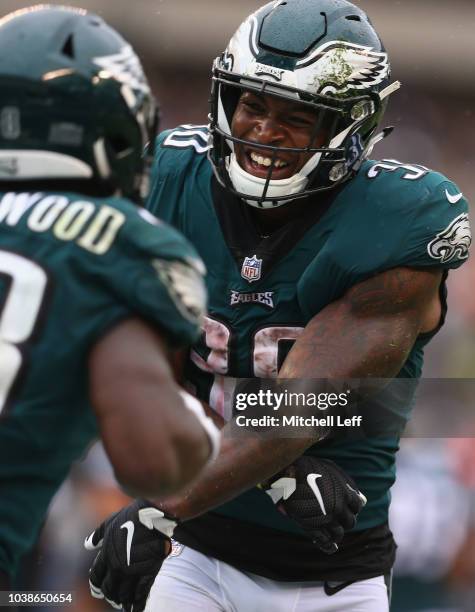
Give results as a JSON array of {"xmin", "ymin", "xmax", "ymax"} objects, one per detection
[{"xmin": 253, "ymin": 116, "xmax": 286, "ymax": 145}]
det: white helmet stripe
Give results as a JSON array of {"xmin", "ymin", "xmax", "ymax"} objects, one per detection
[{"xmin": 249, "ymin": 16, "xmax": 260, "ymax": 57}]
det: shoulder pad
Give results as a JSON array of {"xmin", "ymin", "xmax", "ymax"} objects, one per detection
[
  {"xmin": 159, "ymin": 124, "xmax": 210, "ymax": 154},
  {"xmin": 298, "ymin": 160, "xmax": 471, "ymax": 315},
  {"xmin": 105, "ymin": 205, "xmax": 206, "ymax": 344},
  {"xmin": 154, "ymin": 125, "xmax": 211, "ymax": 178},
  {"xmin": 147, "ymin": 125, "xmax": 212, "ymax": 222},
  {"xmin": 358, "ymin": 159, "xmax": 471, "ymax": 269},
  {"xmin": 116, "ymin": 203, "xmax": 203, "ymax": 267}
]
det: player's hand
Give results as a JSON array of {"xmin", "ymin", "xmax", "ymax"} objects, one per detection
[
  {"xmin": 84, "ymin": 499, "xmax": 176, "ymax": 612},
  {"xmin": 265, "ymin": 456, "xmax": 366, "ymax": 555}
]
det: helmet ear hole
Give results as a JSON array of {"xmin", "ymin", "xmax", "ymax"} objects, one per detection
[{"xmin": 61, "ymin": 35, "xmax": 75, "ymax": 59}]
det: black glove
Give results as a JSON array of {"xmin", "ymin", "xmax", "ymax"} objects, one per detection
[
  {"xmin": 266, "ymin": 456, "xmax": 366, "ymax": 555},
  {"xmin": 84, "ymin": 499, "xmax": 176, "ymax": 612}
]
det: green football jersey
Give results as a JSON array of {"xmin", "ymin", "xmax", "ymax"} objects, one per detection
[
  {"xmin": 148, "ymin": 125, "xmax": 471, "ymax": 536},
  {"xmin": 0, "ymin": 190, "xmax": 206, "ymax": 577}
]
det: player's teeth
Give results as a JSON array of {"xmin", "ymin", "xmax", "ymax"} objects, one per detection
[{"xmin": 250, "ymin": 152, "xmax": 287, "ymax": 168}]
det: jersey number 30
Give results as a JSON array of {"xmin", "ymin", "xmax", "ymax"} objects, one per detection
[{"xmin": 190, "ymin": 316, "xmax": 303, "ymax": 420}]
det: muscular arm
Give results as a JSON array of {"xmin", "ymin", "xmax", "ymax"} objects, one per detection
[
  {"xmin": 154, "ymin": 267, "xmax": 442, "ymax": 518},
  {"xmin": 89, "ymin": 318, "xmax": 213, "ymax": 498},
  {"xmin": 281, "ymin": 266, "xmax": 442, "ymax": 378}
]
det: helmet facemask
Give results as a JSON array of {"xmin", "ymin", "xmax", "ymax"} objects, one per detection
[
  {"xmin": 207, "ymin": 0, "xmax": 400, "ymax": 208},
  {"xmin": 96, "ymin": 80, "xmax": 160, "ymax": 204},
  {"xmin": 209, "ymin": 67, "xmax": 389, "ymax": 208}
]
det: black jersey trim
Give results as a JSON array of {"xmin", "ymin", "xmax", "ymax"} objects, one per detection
[
  {"xmin": 417, "ymin": 269, "xmax": 448, "ymax": 342},
  {"xmin": 210, "ymin": 178, "xmax": 339, "ymax": 283}
]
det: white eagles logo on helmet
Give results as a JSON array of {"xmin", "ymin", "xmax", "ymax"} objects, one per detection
[
  {"xmin": 427, "ymin": 213, "xmax": 471, "ymax": 263},
  {"xmin": 93, "ymin": 45, "xmax": 150, "ymax": 94},
  {"xmin": 296, "ymin": 41, "xmax": 390, "ymax": 95}
]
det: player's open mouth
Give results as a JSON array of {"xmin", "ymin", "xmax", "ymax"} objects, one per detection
[{"xmin": 243, "ymin": 149, "xmax": 293, "ymax": 179}]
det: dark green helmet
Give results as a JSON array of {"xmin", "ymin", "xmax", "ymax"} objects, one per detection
[
  {"xmin": 0, "ymin": 5, "xmax": 158, "ymax": 203},
  {"xmin": 209, "ymin": 0, "xmax": 400, "ymax": 208}
]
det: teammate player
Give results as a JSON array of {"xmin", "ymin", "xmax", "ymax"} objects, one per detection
[
  {"xmin": 0, "ymin": 5, "xmax": 220, "ymax": 590},
  {"xmin": 87, "ymin": 1, "xmax": 471, "ymax": 610}
]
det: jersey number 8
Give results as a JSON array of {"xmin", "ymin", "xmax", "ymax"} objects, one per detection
[{"xmin": 0, "ymin": 250, "xmax": 48, "ymax": 413}]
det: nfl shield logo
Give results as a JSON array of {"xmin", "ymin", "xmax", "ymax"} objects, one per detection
[{"xmin": 241, "ymin": 254, "xmax": 262, "ymax": 283}]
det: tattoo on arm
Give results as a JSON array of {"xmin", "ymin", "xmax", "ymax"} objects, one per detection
[
  {"xmin": 152, "ymin": 268, "xmax": 443, "ymax": 518},
  {"xmin": 279, "ymin": 267, "xmax": 443, "ymax": 379}
]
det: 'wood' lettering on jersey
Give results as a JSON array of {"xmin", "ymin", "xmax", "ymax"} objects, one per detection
[
  {"xmin": 77, "ymin": 205, "xmax": 125, "ymax": 255},
  {"xmin": 53, "ymin": 201, "xmax": 95, "ymax": 241},
  {"xmin": 0, "ymin": 192, "xmax": 43, "ymax": 225},
  {"xmin": 0, "ymin": 193, "xmax": 126, "ymax": 255}
]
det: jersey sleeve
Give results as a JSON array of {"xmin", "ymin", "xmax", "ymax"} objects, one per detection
[
  {"xmin": 298, "ymin": 166, "xmax": 471, "ymax": 317},
  {"xmin": 98, "ymin": 203, "xmax": 207, "ymax": 348},
  {"xmin": 399, "ymin": 178, "xmax": 471, "ymax": 270},
  {"xmin": 146, "ymin": 130, "xmax": 178, "ymax": 222},
  {"xmin": 146, "ymin": 126, "xmax": 210, "ymax": 223}
]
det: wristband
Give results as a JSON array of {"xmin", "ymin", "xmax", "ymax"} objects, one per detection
[{"xmin": 179, "ymin": 390, "xmax": 221, "ymax": 463}]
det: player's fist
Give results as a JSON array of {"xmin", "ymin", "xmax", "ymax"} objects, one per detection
[
  {"xmin": 84, "ymin": 499, "xmax": 176, "ymax": 612},
  {"xmin": 266, "ymin": 456, "xmax": 366, "ymax": 555}
]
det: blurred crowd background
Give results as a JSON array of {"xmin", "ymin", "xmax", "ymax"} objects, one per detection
[{"xmin": 1, "ymin": 0, "xmax": 474, "ymax": 610}]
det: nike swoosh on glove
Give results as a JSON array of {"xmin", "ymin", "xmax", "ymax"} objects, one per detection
[
  {"xmin": 265, "ymin": 456, "xmax": 366, "ymax": 555},
  {"xmin": 84, "ymin": 499, "xmax": 176, "ymax": 612}
]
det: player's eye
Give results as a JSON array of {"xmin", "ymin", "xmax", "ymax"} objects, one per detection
[
  {"xmin": 286, "ymin": 113, "xmax": 317, "ymax": 128},
  {"xmin": 243, "ymin": 100, "xmax": 265, "ymax": 114}
]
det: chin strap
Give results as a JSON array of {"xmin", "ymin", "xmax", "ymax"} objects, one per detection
[
  {"xmin": 329, "ymin": 124, "xmax": 396, "ymax": 183},
  {"xmin": 379, "ymin": 80, "xmax": 402, "ymax": 101},
  {"xmin": 357, "ymin": 125, "xmax": 395, "ymax": 169}
]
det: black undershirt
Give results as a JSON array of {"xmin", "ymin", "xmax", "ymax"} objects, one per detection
[
  {"xmin": 175, "ymin": 513, "xmax": 396, "ymax": 582},
  {"xmin": 211, "ymin": 178, "xmax": 340, "ymax": 282}
]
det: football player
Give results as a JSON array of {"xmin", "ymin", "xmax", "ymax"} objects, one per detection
[
  {"xmin": 86, "ymin": 1, "xmax": 471, "ymax": 611},
  {"xmin": 0, "ymin": 5, "xmax": 220, "ymax": 592}
]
